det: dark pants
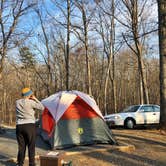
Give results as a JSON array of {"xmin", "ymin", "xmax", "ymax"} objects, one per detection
[{"xmin": 16, "ymin": 123, "xmax": 36, "ymax": 166}]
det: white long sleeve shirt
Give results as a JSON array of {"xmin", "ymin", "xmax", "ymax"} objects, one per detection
[{"xmin": 16, "ymin": 98, "xmax": 44, "ymax": 125}]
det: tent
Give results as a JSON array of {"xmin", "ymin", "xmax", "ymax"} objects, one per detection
[{"xmin": 40, "ymin": 90, "xmax": 117, "ymax": 149}]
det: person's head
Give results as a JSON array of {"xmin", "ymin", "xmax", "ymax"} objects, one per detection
[{"xmin": 21, "ymin": 87, "xmax": 33, "ymax": 98}]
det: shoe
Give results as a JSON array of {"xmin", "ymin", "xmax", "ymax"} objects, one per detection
[
  {"xmin": 16, "ymin": 164, "xmax": 23, "ymax": 166},
  {"xmin": 61, "ymin": 160, "xmax": 72, "ymax": 166}
]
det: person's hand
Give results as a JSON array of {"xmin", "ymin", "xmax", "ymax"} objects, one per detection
[{"xmin": 29, "ymin": 95, "xmax": 37, "ymax": 101}]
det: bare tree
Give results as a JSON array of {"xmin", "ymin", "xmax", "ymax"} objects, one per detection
[
  {"xmin": 0, "ymin": 0, "xmax": 36, "ymax": 127},
  {"xmin": 158, "ymin": 0, "xmax": 166, "ymax": 129},
  {"xmin": 73, "ymin": 0, "xmax": 99, "ymax": 95},
  {"xmin": 35, "ymin": 9, "xmax": 53, "ymax": 95},
  {"xmin": 118, "ymin": 0, "xmax": 158, "ymax": 104},
  {"xmin": 94, "ymin": 0, "xmax": 117, "ymax": 114},
  {"xmin": 0, "ymin": 0, "xmax": 160, "ymax": 126},
  {"xmin": 66, "ymin": 0, "xmax": 71, "ymax": 90},
  {"xmin": 45, "ymin": 0, "xmax": 72, "ymax": 90},
  {"xmin": 0, "ymin": 0, "xmax": 36, "ymax": 80}
]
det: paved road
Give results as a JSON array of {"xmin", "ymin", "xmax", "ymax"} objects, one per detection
[
  {"xmin": 0, "ymin": 128, "xmax": 48, "ymax": 166},
  {"xmin": 0, "ymin": 128, "xmax": 166, "ymax": 166}
]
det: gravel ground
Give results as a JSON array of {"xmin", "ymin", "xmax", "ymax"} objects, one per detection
[{"xmin": 0, "ymin": 127, "xmax": 166, "ymax": 166}]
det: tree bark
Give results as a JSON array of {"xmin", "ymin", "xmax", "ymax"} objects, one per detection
[
  {"xmin": 104, "ymin": 0, "xmax": 116, "ymax": 114},
  {"xmin": 158, "ymin": 0, "xmax": 166, "ymax": 129},
  {"xmin": 111, "ymin": 0, "xmax": 117, "ymax": 113},
  {"xmin": 82, "ymin": 5, "xmax": 92, "ymax": 95},
  {"xmin": 66, "ymin": 0, "xmax": 70, "ymax": 90}
]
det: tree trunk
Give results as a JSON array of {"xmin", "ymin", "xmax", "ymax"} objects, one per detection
[
  {"xmin": 66, "ymin": 0, "xmax": 70, "ymax": 90},
  {"xmin": 121, "ymin": 0, "xmax": 149, "ymax": 104},
  {"xmin": 37, "ymin": 10, "xmax": 52, "ymax": 95},
  {"xmin": 139, "ymin": 73, "xmax": 144, "ymax": 104},
  {"xmin": 0, "ymin": 46, "xmax": 6, "ymax": 80},
  {"xmin": 158, "ymin": 0, "xmax": 166, "ymax": 129},
  {"xmin": 137, "ymin": 49, "xmax": 149, "ymax": 104},
  {"xmin": 132, "ymin": 0, "xmax": 149, "ymax": 104},
  {"xmin": 111, "ymin": 0, "xmax": 117, "ymax": 113},
  {"xmin": 104, "ymin": 57, "xmax": 112, "ymax": 115},
  {"xmin": 82, "ymin": 7, "xmax": 92, "ymax": 95}
]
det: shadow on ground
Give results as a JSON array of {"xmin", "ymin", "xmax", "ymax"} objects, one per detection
[
  {"xmin": 80, "ymin": 150, "xmax": 166, "ymax": 166},
  {"xmin": 115, "ymin": 133, "xmax": 166, "ymax": 147}
]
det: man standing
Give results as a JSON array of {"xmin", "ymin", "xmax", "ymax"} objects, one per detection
[{"xmin": 16, "ymin": 88, "xmax": 44, "ymax": 166}]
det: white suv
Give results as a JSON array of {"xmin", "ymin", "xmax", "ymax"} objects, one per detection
[{"xmin": 104, "ymin": 105, "xmax": 160, "ymax": 129}]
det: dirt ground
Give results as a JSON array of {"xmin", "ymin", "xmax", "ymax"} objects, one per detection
[{"xmin": 0, "ymin": 127, "xmax": 166, "ymax": 166}]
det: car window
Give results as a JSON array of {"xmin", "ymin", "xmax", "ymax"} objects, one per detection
[
  {"xmin": 123, "ymin": 105, "xmax": 140, "ymax": 112},
  {"xmin": 141, "ymin": 106, "xmax": 154, "ymax": 112},
  {"xmin": 153, "ymin": 106, "xmax": 160, "ymax": 112}
]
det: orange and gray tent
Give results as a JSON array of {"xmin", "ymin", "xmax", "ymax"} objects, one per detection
[{"xmin": 40, "ymin": 90, "xmax": 117, "ymax": 149}]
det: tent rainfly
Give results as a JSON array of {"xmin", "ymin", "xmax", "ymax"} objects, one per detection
[{"xmin": 40, "ymin": 90, "xmax": 117, "ymax": 149}]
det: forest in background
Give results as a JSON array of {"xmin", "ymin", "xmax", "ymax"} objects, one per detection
[{"xmin": 0, "ymin": 0, "xmax": 159, "ymax": 125}]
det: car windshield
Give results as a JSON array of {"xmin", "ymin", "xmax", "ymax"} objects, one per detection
[{"xmin": 123, "ymin": 105, "xmax": 140, "ymax": 112}]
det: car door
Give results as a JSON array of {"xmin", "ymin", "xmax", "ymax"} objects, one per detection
[
  {"xmin": 139, "ymin": 106, "xmax": 155, "ymax": 124},
  {"xmin": 152, "ymin": 105, "xmax": 160, "ymax": 124}
]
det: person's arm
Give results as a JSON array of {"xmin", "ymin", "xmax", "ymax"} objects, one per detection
[{"xmin": 30, "ymin": 95, "xmax": 45, "ymax": 111}]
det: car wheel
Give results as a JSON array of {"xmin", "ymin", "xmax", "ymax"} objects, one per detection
[{"xmin": 125, "ymin": 119, "xmax": 135, "ymax": 129}]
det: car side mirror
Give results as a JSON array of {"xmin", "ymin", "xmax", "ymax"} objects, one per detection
[{"xmin": 139, "ymin": 109, "xmax": 144, "ymax": 112}]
